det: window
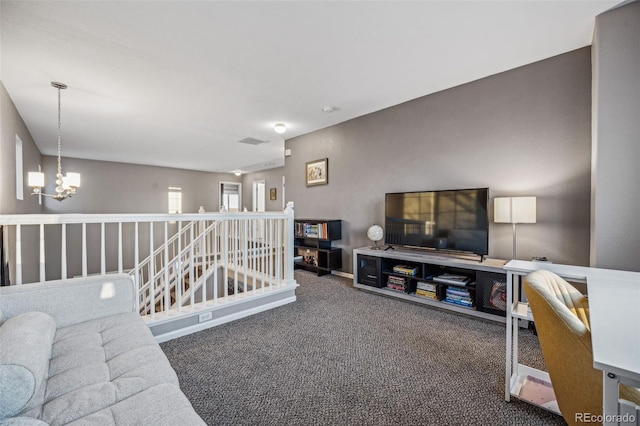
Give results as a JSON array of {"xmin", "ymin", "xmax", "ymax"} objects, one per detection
[
  {"xmin": 16, "ymin": 136, "xmax": 23, "ymax": 200},
  {"xmin": 168, "ymin": 187, "xmax": 182, "ymax": 214}
]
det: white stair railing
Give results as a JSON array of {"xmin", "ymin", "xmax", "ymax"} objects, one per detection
[{"xmin": 0, "ymin": 204, "xmax": 296, "ymax": 324}]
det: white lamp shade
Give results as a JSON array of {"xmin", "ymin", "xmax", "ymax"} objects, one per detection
[
  {"xmin": 64, "ymin": 172, "xmax": 81, "ymax": 188},
  {"xmin": 28, "ymin": 172, "xmax": 45, "ymax": 188},
  {"xmin": 494, "ymin": 196, "xmax": 536, "ymax": 224},
  {"xmin": 494, "ymin": 197, "xmax": 512, "ymax": 223},
  {"xmin": 512, "ymin": 197, "xmax": 536, "ymax": 223}
]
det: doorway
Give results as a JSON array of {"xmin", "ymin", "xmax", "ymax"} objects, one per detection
[
  {"xmin": 219, "ymin": 182, "xmax": 242, "ymax": 212},
  {"xmin": 252, "ymin": 180, "xmax": 266, "ymax": 212}
]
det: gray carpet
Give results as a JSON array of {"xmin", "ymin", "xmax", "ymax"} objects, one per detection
[{"xmin": 161, "ymin": 271, "xmax": 566, "ymax": 425}]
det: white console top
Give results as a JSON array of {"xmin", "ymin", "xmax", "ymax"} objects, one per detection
[{"xmin": 354, "ymin": 246, "xmax": 506, "ymax": 274}]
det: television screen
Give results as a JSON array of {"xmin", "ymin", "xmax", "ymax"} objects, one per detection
[{"xmin": 385, "ymin": 188, "xmax": 489, "ymax": 255}]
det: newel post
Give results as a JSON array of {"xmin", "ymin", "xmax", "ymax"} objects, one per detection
[{"xmin": 284, "ymin": 202, "xmax": 295, "ymax": 283}]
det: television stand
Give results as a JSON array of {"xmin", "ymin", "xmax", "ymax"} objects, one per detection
[
  {"xmin": 353, "ymin": 246, "xmax": 508, "ymax": 322},
  {"xmin": 383, "ymin": 245, "xmax": 395, "ymax": 251}
]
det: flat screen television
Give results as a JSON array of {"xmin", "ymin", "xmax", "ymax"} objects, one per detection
[{"xmin": 385, "ymin": 188, "xmax": 489, "ymax": 256}]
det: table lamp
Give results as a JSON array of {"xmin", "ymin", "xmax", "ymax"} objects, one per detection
[{"xmin": 494, "ymin": 196, "xmax": 536, "ymax": 260}]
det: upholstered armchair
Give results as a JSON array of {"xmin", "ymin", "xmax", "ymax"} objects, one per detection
[{"xmin": 523, "ymin": 269, "xmax": 640, "ymax": 426}]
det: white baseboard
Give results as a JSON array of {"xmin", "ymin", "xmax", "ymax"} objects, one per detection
[
  {"xmin": 153, "ymin": 295, "xmax": 297, "ymax": 343},
  {"xmin": 331, "ymin": 270, "xmax": 353, "ymax": 279}
]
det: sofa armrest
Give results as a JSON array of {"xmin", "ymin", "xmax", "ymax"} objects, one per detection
[{"xmin": 0, "ymin": 274, "xmax": 135, "ymax": 328}]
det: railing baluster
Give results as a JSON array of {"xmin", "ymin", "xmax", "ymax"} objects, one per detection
[
  {"xmin": 149, "ymin": 222, "xmax": 155, "ymax": 319},
  {"xmin": 118, "ymin": 222, "xmax": 123, "ymax": 273},
  {"xmin": 135, "ymin": 222, "xmax": 140, "ymax": 314},
  {"xmin": 261, "ymin": 218, "xmax": 266, "ymax": 290},
  {"xmin": 15, "ymin": 224, "xmax": 22, "ymax": 285},
  {"xmin": 252, "ymin": 219, "xmax": 257, "ymax": 294},
  {"xmin": 61, "ymin": 223, "xmax": 67, "ymax": 280},
  {"xmin": 243, "ymin": 219, "xmax": 248, "ymax": 294},
  {"xmin": 276, "ymin": 218, "xmax": 282, "ymax": 286},
  {"xmin": 82, "ymin": 222, "xmax": 87, "ymax": 277},
  {"xmin": 101, "ymin": 222, "xmax": 106, "ymax": 275},
  {"xmin": 223, "ymin": 220, "xmax": 229, "ymax": 299},
  {"xmin": 201, "ymin": 219, "xmax": 207, "ymax": 305},
  {"xmin": 189, "ymin": 222, "xmax": 195, "ymax": 309},
  {"xmin": 177, "ymin": 220, "xmax": 182, "ymax": 312},
  {"xmin": 213, "ymin": 221, "xmax": 218, "ymax": 303},
  {"xmin": 164, "ymin": 222, "xmax": 170, "ymax": 314},
  {"xmin": 269, "ymin": 219, "xmax": 273, "ymax": 289},
  {"xmin": 39, "ymin": 223, "xmax": 45, "ymax": 282},
  {"xmin": 233, "ymin": 219, "xmax": 238, "ymax": 297}
]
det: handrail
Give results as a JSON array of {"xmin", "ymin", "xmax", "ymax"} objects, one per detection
[{"xmin": 0, "ymin": 212, "xmax": 289, "ymax": 225}]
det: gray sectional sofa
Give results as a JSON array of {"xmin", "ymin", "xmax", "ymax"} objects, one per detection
[{"xmin": 0, "ymin": 274, "xmax": 205, "ymax": 426}]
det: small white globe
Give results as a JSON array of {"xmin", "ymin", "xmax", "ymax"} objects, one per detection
[{"xmin": 367, "ymin": 225, "xmax": 384, "ymax": 243}]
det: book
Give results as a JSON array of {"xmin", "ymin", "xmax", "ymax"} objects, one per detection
[
  {"xmin": 416, "ymin": 281, "xmax": 437, "ymax": 292},
  {"xmin": 433, "ymin": 273, "xmax": 470, "ymax": 285},
  {"xmin": 392, "ymin": 265, "xmax": 417, "ymax": 276},
  {"xmin": 416, "ymin": 289, "xmax": 438, "ymax": 299}
]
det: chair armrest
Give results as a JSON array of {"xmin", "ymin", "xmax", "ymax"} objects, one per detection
[{"xmin": 0, "ymin": 274, "xmax": 135, "ymax": 328}]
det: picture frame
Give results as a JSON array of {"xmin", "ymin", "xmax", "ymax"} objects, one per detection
[
  {"xmin": 305, "ymin": 158, "xmax": 328, "ymax": 186},
  {"xmin": 270, "ymin": 188, "xmax": 277, "ymax": 201}
]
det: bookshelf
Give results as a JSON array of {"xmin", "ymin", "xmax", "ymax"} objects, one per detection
[
  {"xmin": 294, "ymin": 219, "xmax": 342, "ymax": 276},
  {"xmin": 353, "ymin": 246, "xmax": 508, "ymax": 322}
]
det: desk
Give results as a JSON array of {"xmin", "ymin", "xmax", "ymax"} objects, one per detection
[{"xmin": 504, "ymin": 261, "xmax": 640, "ymax": 425}]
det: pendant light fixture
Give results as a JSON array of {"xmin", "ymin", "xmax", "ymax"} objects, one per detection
[{"xmin": 28, "ymin": 82, "xmax": 80, "ymax": 201}]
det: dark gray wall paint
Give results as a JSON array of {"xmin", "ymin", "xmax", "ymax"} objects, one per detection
[
  {"xmin": 591, "ymin": 1, "xmax": 640, "ymax": 272},
  {"xmin": 246, "ymin": 48, "xmax": 593, "ymax": 273}
]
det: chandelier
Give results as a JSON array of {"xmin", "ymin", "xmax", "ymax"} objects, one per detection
[{"xmin": 28, "ymin": 82, "xmax": 80, "ymax": 201}]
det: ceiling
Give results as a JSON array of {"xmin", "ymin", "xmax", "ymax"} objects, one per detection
[{"xmin": 0, "ymin": 1, "xmax": 621, "ymax": 174}]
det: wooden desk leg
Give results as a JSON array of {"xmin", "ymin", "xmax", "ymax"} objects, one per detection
[{"xmin": 603, "ymin": 371, "xmax": 619, "ymax": 426}]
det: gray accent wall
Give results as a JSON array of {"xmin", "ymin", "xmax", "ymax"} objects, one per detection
[
  {"xmin": 1, "ymin": 81, "xmax": 42, "ymax": 284},
  {"xmin": 246, "ymin": 48, "xmax": 593, "ymax": 273},
  {"xmin": 591, "ymin": 1, "xmax": 640, "ymax": 272},
  {"xmin": 38, "ymin": 156, "xmax": 241, "ymax": 280},
  {"xmin": 0, "ymin": 82, "xmax": 42, "ymax": 215},
  {"xmin": 40, "ymin": 156, "xmax": 239, "ymax": 214}
]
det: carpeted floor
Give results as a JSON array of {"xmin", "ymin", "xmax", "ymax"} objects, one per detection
[{"xmin": 161, "ymin": 271, "xmax": 567, "ymax": 425}]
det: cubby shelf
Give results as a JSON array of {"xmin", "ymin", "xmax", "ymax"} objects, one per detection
[{"xmin": 294, "ymin": 219, "xmax": 342, "ymax": 276}]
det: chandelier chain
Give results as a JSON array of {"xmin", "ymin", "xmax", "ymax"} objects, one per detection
[{"xmin": 57, "ymin": 85, "xmax": 63, "ymax": 177}]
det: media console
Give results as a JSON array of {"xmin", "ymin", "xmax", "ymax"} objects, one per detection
[{"xmin": 353, "ymin": 246, "xmax": 508, "ymax": 322}]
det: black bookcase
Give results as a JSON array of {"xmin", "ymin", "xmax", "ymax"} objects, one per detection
[{"xmin": 294, "ymin": 219, "xmax": 342, "ymax": 276}]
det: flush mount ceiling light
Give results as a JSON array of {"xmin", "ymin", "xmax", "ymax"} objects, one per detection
[
  {"xmin": 234, "ymin": 172, "xmax": 242, "ymax": 176},
  {"xmin": 28, "ymin": 82, "xmax": 80, "ymax": 201},
  {"xmin": 322, "ymin": 106, "xmax": 336, "ymax": 113},
  {"xmin": 273, "ymin": 123, "xmax": 287, "ymax": 134}
]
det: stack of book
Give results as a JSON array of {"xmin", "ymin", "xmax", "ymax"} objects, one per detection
[
  {"xmin": 444, "ymin": 286, "xmax": 474, "ymax": 308},
  {"xmin": 415, "ymin": 281, "xmax": 438, "ymax": 299},
  {"xmin": 433, "ymin": 273, "xmax": 470, "ymax": 286},
  {"xmin": 294, "ymin": 222, "xmax": 330, "ymax": 239},
  {"xmin": 392, "ymin": 264, "xmax": 417, "ymax": 276},
  {"xmin": 387, "ymin": 275, "xmax": 407, "ymax": 292}
]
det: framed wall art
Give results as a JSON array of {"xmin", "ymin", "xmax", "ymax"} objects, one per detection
[{"xmin": 306, "ymin": 158, "xmax": 328, "ymax": 186}]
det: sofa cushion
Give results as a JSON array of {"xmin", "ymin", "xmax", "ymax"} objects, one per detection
[
  {"xmin": 65, "ymin": 383, "xmax": 206, "ymax": 426},
  {"xmin": 34, "ymin": 312, "xmax": 180, "ymax": 426},
  {"xmin": 0, "ymin": 312, "xmax": 56, "ymax": 420}
]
